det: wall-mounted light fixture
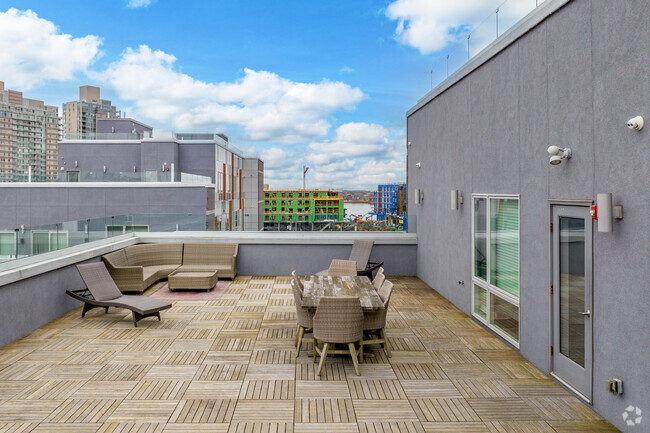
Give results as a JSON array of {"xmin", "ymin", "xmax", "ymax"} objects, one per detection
[
  {"xmin": 596, "ymin": 193, "xmax": 624, "ymax": 233},
  {"xmin": 415, "ymin": 162, "xmax": 422, "ymax": 168},
  {"xmin": 548, "ymin": 146, "xmax": 572, "ymax": 165},
  {"xmin": 162, "ymin": 162, "xmax": 168, "ymax": 172},
  {"xmin": 451, "ymin": 190, "xmax": 464, "ymax": 210},
  {"xmin": 74, "ymin": 160, "xmax": 78, "ymax": 168},
  {"xmin": 407, "ymin": 141, "xmax": 412, "ymax": 147},
  {"xmin": 103, "ymin": 165, "xmax": 107, "ymax": 173},
  {"xmin": 414, "ymin": 188, "xmax": 423, "ymax": 204},
  {"xmin": 20, "ymin": 225, "xmax": 24, "ymax": 234},
  {"xmin": 133, "ymin": 166, "xmax": 137, "ymax": 173}
]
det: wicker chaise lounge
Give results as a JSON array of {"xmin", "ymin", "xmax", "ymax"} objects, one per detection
[{"xmin": 67, "ymin": 263, "xmax": 171, "ymax": 327}]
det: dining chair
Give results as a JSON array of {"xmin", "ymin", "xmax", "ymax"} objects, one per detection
[
  {"xmin": 372, "ymin": 270, "xmax": 385, "ymax": 291},
  {"xmin": 291, "ymin": 279, "xmax": 314, "ymax": 357},
  {"xmin": 327, "ymin": 259, "xmax": 357, "ymax": 277},
  {"xmin": 359, "ymin": 279, "xmax": 393, "ymax": 361},
  {"xmin": 291, "ymin": 270, "xmax": 304, "ymax": 295},
  {"xmin": 313, "ymin": 296, "xmax": 364, "ymax": 376}
]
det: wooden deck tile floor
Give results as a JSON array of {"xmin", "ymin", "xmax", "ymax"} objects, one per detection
[{"xmin": 0, "ymin": 276, "xmax": 619, "ymax": 433}]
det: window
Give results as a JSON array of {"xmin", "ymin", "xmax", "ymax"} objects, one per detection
[
  {"xmin": 472, "ymin": 195, "xmax": 520, "ymax": 346},
  {"xmin": 32, "ymin": 231, "xmax": 68, "ymax": 255},
  {"xmin": 105, "ymin": 225, "xmax": 149, "ymax": 236},
  {"xmin": 0, "ymin": 231, "xmax": 16, "ymax": 260}
]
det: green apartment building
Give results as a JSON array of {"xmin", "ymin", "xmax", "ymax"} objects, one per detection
[{"xmin": 264, "ymin": 189, "xmax": 344, "ymax": 222}]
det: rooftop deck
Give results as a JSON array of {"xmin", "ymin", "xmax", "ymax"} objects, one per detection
[{"xmin": 0, "ymin": 276, "xmax": 617, "ymax": 432}]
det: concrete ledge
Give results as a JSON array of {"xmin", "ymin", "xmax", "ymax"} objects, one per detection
[
  {"xmin": 137, "ymin": 231, "xmax": 417, "ymax": 245},
  {"xmin": 0, "ymin": 234, "xmax": 138, "ymax": 287},
  {"xmin": 407, "ymin": 0, "xmax": 572, "ymax": 117}
]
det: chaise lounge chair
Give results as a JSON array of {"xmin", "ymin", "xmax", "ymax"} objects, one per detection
[
  {"xmin": 316, "ymin": 240, "xmax": 384, "ymax": 278},
  {"xmin": 66, "ymin": 262, "xmax": 172, "ymax": 327}
]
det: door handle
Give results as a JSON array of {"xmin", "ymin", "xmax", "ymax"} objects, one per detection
[{"xmin": 578, "ymin": 310, "xmax": 591, "ymax": 317}]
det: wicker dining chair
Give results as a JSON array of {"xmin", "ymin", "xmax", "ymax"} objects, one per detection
[
  {"xmin": 313, "ymin": 296, "xmax": 364, "ymax": 376},
  {"xmin": 359, "ymin": 280, "xmax": 393, "ymax": 362},
  {"xmin": 372, "ymin": 270, "xmax": 385, "ymax": 291},
  {"xmin": 327, "ymin": 259, "xmax": 357, "ymax": 277},
  {"xmin": 291, "ymin": 279, "xmax": 314, "ymax": 357},
  {"xmin": 291, "ymin": 270, "xmax": 304, "ymax": 295}
]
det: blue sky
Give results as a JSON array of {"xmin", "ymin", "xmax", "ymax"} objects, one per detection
[{"xmin": 0, "ymin": 0, "xmax": 537, "ymax": 189}]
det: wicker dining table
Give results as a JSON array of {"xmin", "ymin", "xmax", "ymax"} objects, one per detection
[{"xmin": 302, "ymin": 275, "xmax": 385, "ymax": 312}]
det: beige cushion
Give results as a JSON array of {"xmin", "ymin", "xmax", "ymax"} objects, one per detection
[
  {"xmin": 104, "ymin": 249, "xmax": 128, "ymax": 267},
  {"xmin": 183, "ymin": 243, "xmax": 236, "ymax": 265},
  {"xmin": 126, "ymin": 243, "xmax": 182, "ymax": 267},
  {"xmin": 176, "ymin": 265, "xmax": 219, "ymax": 273},
  {"xmin": 144, "ymin": 264, "xmax": 180, "ymax": 281},
  {"xmin": 142, "ymin": 268, "xmax": 158, "ymax": 287}
]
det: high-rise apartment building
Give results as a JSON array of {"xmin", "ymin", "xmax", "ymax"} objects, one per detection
[
  {"xmin": 0, "ymin": 81, "xmax": 61, "ymax": 182},
  {"xmin": 62, "ymin": 85, "xmax": 121, "ymax": 139}
]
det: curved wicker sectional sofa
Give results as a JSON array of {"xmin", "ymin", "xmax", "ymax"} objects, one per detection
[{"xmin": 102, "ymin": 243, "xmax": 238, "ymax": 293}]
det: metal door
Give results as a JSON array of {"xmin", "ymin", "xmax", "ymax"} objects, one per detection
[{"xmin": 552, "ymin": 205, "xmax": 592, "ymax": 401}]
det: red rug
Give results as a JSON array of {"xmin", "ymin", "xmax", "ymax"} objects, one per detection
[{"xmin": 150, "ymin": 281, "xmax": 231, "ymax": 300}]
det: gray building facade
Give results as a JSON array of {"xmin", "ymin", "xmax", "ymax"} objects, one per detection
[
  {"xmin": 406, "ymin": 0, "xmax": 648, "ymax": 431},
  {"xmin": 58, "ymin": 133, "xmax": 264, "ymax": 231},
  {"xmin": 97, "ymin": 118, "xmax": 153, "ymax": 138}
]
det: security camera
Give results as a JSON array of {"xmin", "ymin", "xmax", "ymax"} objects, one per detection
[
  {"xmin": 547, "ymin": 146, "xmax": 571, "ymax": 165},
  {"xmin": 627, "ymin": 116, "xmax": 644, "ymax": 131}
]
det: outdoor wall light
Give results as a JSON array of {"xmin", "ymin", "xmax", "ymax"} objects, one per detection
[
  {"xmin": 595, "ymin": 193, "xmax": 624, "ymax": 233},
  {"xmin": 451, "ymin": 190, "xmax": 464, "ymax": 210},
  {"xmin": 407, "ymin": 141, "xmax": 412, "ymax": 147},
  {"xmin": 415, "ymin": 162, "xmax": 422, "ymax": 168},
  {"xmin": 103, "ymin": 165, "xmax": 107, "ymax": 173},
  {"xmin": 414, "ymin": 188, "xmax": 423, "ymax": 204},
  {"xmin": 133, "ymin": 166, "xmax": 137, "ymax": 173},
  {"xmin": 548, "ymin": 145, "xmax": 572, "ymax": 165},
  {"xmin": 74, "ymin": 160, "xmax": 78, "ymax": 167},
  {"xmin": 627, "ymin": 116, "xmax": 644, "ymax": 131}
]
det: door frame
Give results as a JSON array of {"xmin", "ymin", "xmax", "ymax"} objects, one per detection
[{"xmin": 549, "ymin": 200, "xmax": 593, "ymax": 403}]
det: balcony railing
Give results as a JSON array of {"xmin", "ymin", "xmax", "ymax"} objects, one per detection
[{"xmin": 0, "ymin": 213, "xmax": 210, "ymax": 265}]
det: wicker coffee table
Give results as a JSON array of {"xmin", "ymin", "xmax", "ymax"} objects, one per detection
[{"xmin": 168, "ymin": 270, "xmax": 218, "ymax": 292}]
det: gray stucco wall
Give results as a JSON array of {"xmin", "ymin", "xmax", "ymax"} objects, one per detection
[
  {"xmin": 97, "ymin": 119, "xmax": 152, "ymax": 135},
  {"xmin": 237, "ymin": 244, "xmax": 416, "ymax": 277},
  {"xmin": 177, "ymin": 143, "xmax": 217, "ymax": 181},
  {"xmin": 0, "ymin": 185, "xmax": 211, "ymax": 230},
  {"xmin": 59, "ymin": 142, "xmax": 142, "ymax": 174},
  {"xmin": 0, "ymin": 257, "xmax": 99, "ymax": 349},
  {"xmin": 407, "ymin": 0, "xmax": 648, "ymax": 430}
]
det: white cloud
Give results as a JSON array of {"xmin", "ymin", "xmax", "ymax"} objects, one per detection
[
  {"xmin": 307, "ymin": 122, "xmax": 389, "ymax": 164},
  {"xmin": 385, "ymin": 0, "xmax": 535, "ymax": 54},
  {"xmin": 340, "ymin": 66, "xmax": 355, "ymax": 73},
  {"xmin": 98, "ymin": 45, "xmax": 366, "ymax": 144},
  {"xmin": 126, "ymin": 0, "xmax": 151, "ymax": 8},
  {"xmin": 298, "ymin": 122, "xmax": 406, "ymax": 190},
  {"xmin": 0, "ymin": 8, "xmax": 102, "ymax": 90}
]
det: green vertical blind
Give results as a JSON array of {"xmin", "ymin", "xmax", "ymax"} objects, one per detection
[{"xmin": 490, "ymin": 198, "xmax": 519, "ymax": 297}]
